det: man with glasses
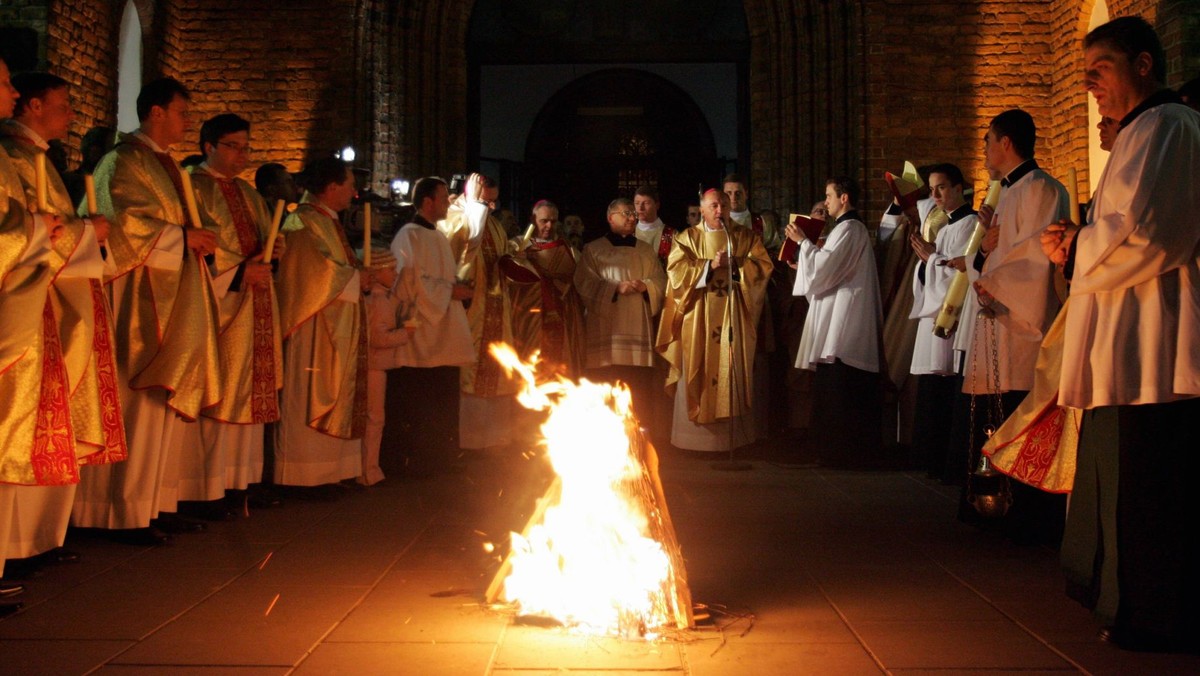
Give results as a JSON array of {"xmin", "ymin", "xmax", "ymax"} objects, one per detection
[
  {"xmin": 183, "ymin": 113, "xmax": 284, "ymax": 518},
  {"xmin": 575, "ymin": 198, "xmax": 666, "ymax": 425}
]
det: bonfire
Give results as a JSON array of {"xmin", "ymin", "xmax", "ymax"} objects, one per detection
[{"xmin": 486, "ymin": 344, "xmax": 693, "ymax": 638}]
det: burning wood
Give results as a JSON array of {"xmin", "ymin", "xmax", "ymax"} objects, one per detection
[{"xmin": 486, "ymin": 343, "xmax": 693, "ymax": 638}]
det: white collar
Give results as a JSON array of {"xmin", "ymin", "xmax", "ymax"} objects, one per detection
[
  {"xmin": 636, "ymin": 217, "xmax": 663, "ymax": 231},
  {"xmin": 6, "ymin": 119, "xmax": 50, "ymax": 150}
]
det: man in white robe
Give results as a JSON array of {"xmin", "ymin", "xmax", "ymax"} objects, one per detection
[
  {"xmin": 386, "ymin": 177, "xmax": 475, "ymax": 475},
  {"xmin": 576, "ymin": 198, "xmax": 666, "ymax": 427},
  {"xmin": 959, "ymin": 109, "xmax": 1068, "ymax": 544},
  {"xmin": 1042, "ymin": 17, "xmax": 1200, "ymax": 651},
  {"xmin": 907, "ymin": 164, "xmax": 977, "ymax": 478},
  {"xmin": 790, "ymin": 176, "xmax": 883, "ymax": 468}
]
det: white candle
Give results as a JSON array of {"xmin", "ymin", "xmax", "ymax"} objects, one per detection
[
  {"xmin": 982, "ymin": 180, "xmax": 1002, "ymax": 210},
  {"xmin": 1067, "ymin": 167, "xmax": 1080, "ymax": 225},
  {"xmin": 362, "ymin": 203, "xmax": 371, "ymax": 267},
  {"xmin": 179, "ymin": 167, "xmax": 203, "ymax": 229},
  {"xmin": 34, "ymin": 152, "xmax": 49, "ymax": 212},
  {"xmin": 262, "ymin": 199, "xmax": 285, "ymax": 263},
  {"xmin": 84, "ymin": 174, "xmax": 98, "ymax": 215}
]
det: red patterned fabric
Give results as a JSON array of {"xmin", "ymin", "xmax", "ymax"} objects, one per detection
[
  {"xmin": 215, "ymin": 179, "xmax": 280, "ymax": 424},
  {"xmin": 30, "ymin": 302, "xmax": 79, "ymax": 485},
  {"xmin": 657, "ymin": 227, "xmax": 676, "ymax": 261},
  {"xmin": 79, "ymin": 279, "xmax": 128, "ymax": 465}
]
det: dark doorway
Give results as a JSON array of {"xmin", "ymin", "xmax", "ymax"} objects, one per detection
[{"xmin": 525, "ymin": 69, "xmax": 720, "ymax": 242}]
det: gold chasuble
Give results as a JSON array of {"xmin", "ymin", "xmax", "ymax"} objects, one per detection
[
  {"xmin": 0, "ymin": 148, "xmax": 77, "ymax": 486},
  {"xmin": 276, "ymin": 199, "xmax": 366, "ymax": 439},
  {"xmin": 439, "ymin": 204, "xmax": 517, "ymax": 397},
  {"xmin": 0, "ymin": 125, "xmax": 127, "ymax": 466},
  {"xmin": 190, "ymin": 166, "xmax": 283, "ymax": 424},
  {"xmin": 656, "ymin": 225, "xmax": 772, "ymax": 424},
  {"xmin": 505, "ymin": 238, "xmax": 586, "ymax": 379},
  {"xmin": 95, "ymin": 134, "xmax": 221, "ymax": 419}
]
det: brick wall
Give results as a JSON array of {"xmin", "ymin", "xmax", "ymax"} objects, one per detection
[{"xmin": 5, "ymin": 0, "xmax": 1196, "ymax": 202}]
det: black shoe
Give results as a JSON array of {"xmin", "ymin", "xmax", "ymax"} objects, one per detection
[
  {"xmin": 0, "ymin": 602, "xmax": 22, "ymax": 618},
  {"xmin": 151, "ymin": 513, "xmax": 207, "ymax": 533},
  {"xmin": 177, "ymin": 500, "xmax": 237, "ymax": 522},
  {"xmin": 107, "ymin": 527, "xmax": 172, "ymax": 546},
  {"xmin": 0, "ymin": 581, "xmax": 24, "ymax": 597},
  {"xmin": 38, "ymin": 547, "xmax": 81, "ymax": 565},
  {"xmin": 246, "ymin": 484, "xmax": 283, "ymax": 509}
]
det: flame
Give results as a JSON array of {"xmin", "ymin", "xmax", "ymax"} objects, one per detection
[{"xmin": 489, "ymin": 343, "xmax": 690, "ymax": 637}]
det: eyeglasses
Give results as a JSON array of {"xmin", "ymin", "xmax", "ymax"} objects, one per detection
[
  {"xmin": 611, "ymin": 210, "xmax": 636, "ymax": 218},
  {"xmin": 217, "ymin": 141, "xmax": 252, "ymax": 154}
]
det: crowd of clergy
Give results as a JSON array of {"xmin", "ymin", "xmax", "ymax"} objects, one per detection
[{"xmin": 1, "ymin": 15, "xmax": 1198, "ymax": 654}]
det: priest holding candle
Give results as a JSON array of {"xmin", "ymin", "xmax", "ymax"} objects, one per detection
[
  {"xmin": 274, "ymin": 157, "xmax": 366, "ymax": 492},
  {"xmin": 0, "ymin": 72, "xmax": 128, "ymax": 568},
  {"xmin": 71, "ymin": 77, "xmax": 222, "ymax": 546},
  {"xmin": 183, "ymin": 113, "xmax": 285, "ymax": 517}
]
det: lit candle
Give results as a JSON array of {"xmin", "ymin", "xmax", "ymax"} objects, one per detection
[
  {"xmin": 179, "ymin": 167, "xmax": 203, "ymax": 229},
  {"xmin": 1066, "ymin": 167, "xmax": 1080, "ymax": 225},
  {"xmin": 34, "ymin": 152, "xmax": 50, "ymax": 212},
  {"xmin": 362, "ymin": 203, "xmax": 371, "ymax": 267},
  {"xmin": 262, "ymin": 199, "xmax": 285, "ymax": 263},
  {"xmin": 84, "ymin": 174, "xmax": 98, "ymax": 215}
]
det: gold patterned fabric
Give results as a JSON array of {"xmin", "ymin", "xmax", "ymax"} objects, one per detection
[
  {"xmin": 275, "ymin": 199, "xmax": 366, "ymax": 439},
  {"xmin": 439, "ymin": 204, "xmax": 517, "ymax": 396},
  {"xmin": 190, "ymin": 166, "xmax": 283, "ymax": 424},
  {"xmin": 0, "ymin": 148, "xmax": 77, "ymax": 485},
  {"xmin": 0, "ymin": 127, "xmax": 128, "ymax": 465},
  {"xmin": 983, "ymin": 297, "xmax": 1079, "ymax": 493},
  {"xmin": 656, "ymin": 225, "xmax": 772, "ymax": 424},
  {"xmin": 94, "ymin": 134, "xmax": 222, "ymax": 420},
  {"xmin": 506, "ymin": 238, "xmax": 585, "ymax": 379}
]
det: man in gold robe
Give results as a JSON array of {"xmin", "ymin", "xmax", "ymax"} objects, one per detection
[
  {"xmin": 0, "ymin": 57, "xmax": 70, "ymax": 609},
  {"xmin": 506, "ymin": 200, "xmax": 585, "ymax": 380},
  {"xmin": 657, "ymin": 189, "xmax": 772, "ymax": 452},
  {"xmin": 185, "ymin": 113, "xmax": 283, "ymax": 514},
  {"xmin": 439, "ymin": 173, "xmax": 518, "ymax": 452},
  {"xmin": 1, "ymin": 72, "xmax": 127, "ymax": 567},
  {"xmin": 71, "ymin": 77, "xmax": 222, "ymax": 545},
  {"xmin": 274, "ymin": 157, "xmax": 365, "ymax": 489}
]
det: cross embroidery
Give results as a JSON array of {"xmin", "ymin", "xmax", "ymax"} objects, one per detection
[{"xmin": 710, "ymin": 277, "xmax": 729, "ymax": 298}]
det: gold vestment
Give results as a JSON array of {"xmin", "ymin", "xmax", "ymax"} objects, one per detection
[
  {"xmin": 0, "ymin": 148, "xmax": 77, "ymax": 485},
  {"xmin": 656, "ymin": 225, "xmax": 772, "ymax": 424},
  {"xmin": 506, "ymin": 238, "xmax": 585, "ymax": 379},
  {"xmin": 439, "ymin": 204, "xmax": 517, "ymax": 396},
  {"xmin": 95, "ymin": 134, "xmax": 222, "ymax": 419},
  {"xmin": 0, "ymin": 126, "xmax": 127, "ymax": 465},
  {"xmin": 190, "ymin": 167, "xmax": 283, "ymax": 424},
  {"xmin": 275, "ymin": 199, "xmax": 366, "ymax": 439}
]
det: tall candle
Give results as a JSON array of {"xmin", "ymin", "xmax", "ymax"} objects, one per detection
[
  {"xmin": 982, "ymin": 179, "xmax": 1002, "ymax": 210},
  {"xmin": 262, "ymin": 199, "xmax": 285, "ymax": 263},
  {"xmin": 84, "ymin": 174, "xmax": 98, "ymax": 215},
  {"xmin": 34, "ymin": 152, "xmax": 49, "ymax": 212},
  {"xmin": 1067, "ymin": 167, "xmax": 1080, "ymax": 225},
  {"xmin": 362, "ymin": 203, "xmax": 371, "ymax": 267},
  {"xmin": 179, "ymin": 167, "xmax": 203, "ymax": 229}
]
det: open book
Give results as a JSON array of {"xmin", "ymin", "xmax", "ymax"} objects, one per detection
[{"xmin": 778, "ymin": 214, "xmax": 825, "ymax": 261}]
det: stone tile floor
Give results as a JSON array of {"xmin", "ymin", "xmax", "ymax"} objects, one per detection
[{"xmin": 2, "ymin": 448, "xmax": 1198, "ymax": 675}]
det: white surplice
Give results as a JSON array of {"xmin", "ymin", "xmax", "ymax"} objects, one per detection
[
  {"xmin": 961, "ymin": 162, "xmax": 1067, "ymax": 394},
  {"xmin": 909, "ymin": 209, "xmax": 978, "ymax": 376},
  {"xmin": 1060, "ymin": 102, "xmax": 1200, "ymax": 408},
  {"xmin": 387, "ymin": 222, "xmax": 474, "ymax": 369},
  {"xmin": 793, "ymin": 215, "xmax": 882, "ymax": 373}
]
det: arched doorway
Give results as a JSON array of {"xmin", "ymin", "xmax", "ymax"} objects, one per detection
[{"xmin": 524, "ymin": 69, "xmax": 720, "ymax": 241}]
